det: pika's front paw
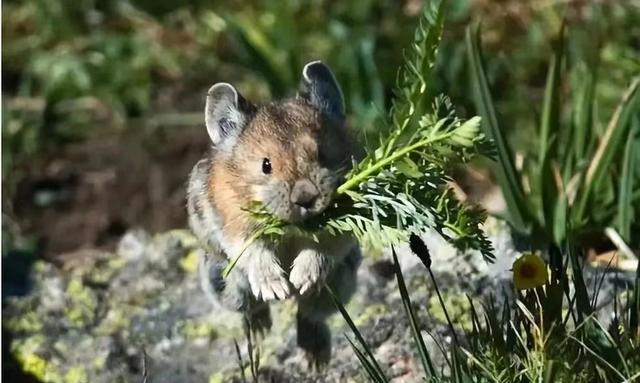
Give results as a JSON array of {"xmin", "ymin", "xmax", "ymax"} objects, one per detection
[
  {"xmin": 247, "ymin": 256, "xmax": 291, "ymax": 301},
  {"xmin": 290, "ymin": 250, "xmax": 330, "ymax": 295}
]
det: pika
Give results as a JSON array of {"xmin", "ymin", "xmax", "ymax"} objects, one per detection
[{"xmin": 187, "ymin": 61, "xmax": 361, "ymax": 366}]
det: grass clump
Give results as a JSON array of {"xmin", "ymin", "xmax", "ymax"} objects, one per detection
[{"xmin": 336, "ymin": 240, "xmax": 639, "ymax": 383}]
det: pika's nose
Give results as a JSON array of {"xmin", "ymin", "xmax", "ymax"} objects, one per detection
[{"xmin": 291, "ymin": 179, "xmax": 319, "ymax": 209}]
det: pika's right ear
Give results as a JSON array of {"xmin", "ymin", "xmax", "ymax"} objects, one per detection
[{"xmin": 205, "ymin": 83, "xmax": 254, "ymax": 146}]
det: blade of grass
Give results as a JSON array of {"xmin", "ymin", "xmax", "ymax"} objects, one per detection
[
  {"xmin": 538, "ymin": 23, "xmax": 564, "ymax": 166},
  {"xmin": 617, "ymin": 117, "xmax": 637, "ymax": 241},
  {"xmin": 451, "ymin": 345, "xmax": 463, "ymax": 383},
  {"xmin": 540, "ymin": 142, "xmax": 568, "ymax": 245},
  {"xmin": 466, "ymin": 295, "xmax": 482, "ymax": 342},
  {"xmin": 571, "ymin": 62, "xmax": 596, "ymax": 167},
  {"xmin": 568, "ymin": 334, "xmax": 626, "ymax": 381},
  {"xmin": 543, "ymin": 360, "xmax": 558, "ymax": 383},
  {"xmin": 539, "ymin": 24, "xmax": 566, "ymax": 244},
  {"xmin": 410, "ymin": 235, "xmax": 460, "ymax": 345},
  {"xmin": 575, "ymin": 77, "xmax": 640, "ymax": 222},
  {"xmin": 623, "ymin": 372, "xmax": 640, "ymax": 383},
  {"xmin": 327, "ymin": 285, "xmax": 388, "ymax": 381},
  {"xmin": 631, "ymin": 257, "xmax": 639, "ymax": 339},
  {"xmin": 480, "ymin": 295, "xmax": 506, "ymax": 352},
  {"xmin": 345, "ymin": 336, "xmax": 386, "ymax": 383},
  {"xmin": 460, "ymin": 348, "xmax": 502, "ymax": 383},
  {"xmin": 591, "ymin": 253, "xmax": 615, "ymax": 310},
  {"xmin": 466, "ymin": 25, "xmax": 530, "ymax": 232},
  {"xmin": 233, "ymin": 338, "xmax": 248, "ymax": 383},
  {"xmin": 391, "ymin": 246, "xmax": 438, "ymax": 378},
  {"xmin": 568, "ymin": 244, "xmax": 593, "ymax": 321},
  {"xmin": 424, "ymin": 327, "xmax": 452, "ymax": 370},
  {"xmin": 593, "ymin": 319, "xmax": 631, "ymax": 377}
]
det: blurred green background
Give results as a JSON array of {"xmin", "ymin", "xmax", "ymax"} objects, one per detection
[{"xmin": 2, "ymin": 0, "xmax": 638, "ymax": 260}]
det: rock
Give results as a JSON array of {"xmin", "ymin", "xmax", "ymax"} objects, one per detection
[
  {"xmin": 4, "ymin": 218, "xmax": 634, "ymax": 382},
  {"xmin": 116, "ymin": 229, "xmax": 150, "ymax": 261}
]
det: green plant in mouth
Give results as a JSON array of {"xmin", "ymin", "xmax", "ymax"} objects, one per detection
[{"xmin": 224, "ymin": 0, "xmax": 494, "ymax": 277}]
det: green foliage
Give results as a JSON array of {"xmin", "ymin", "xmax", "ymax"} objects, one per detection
[
  {"xmin": 221, "ymin": 0, "xmax": 409, "ymax": 132},
  {"xmin": 2, "ymin": 0, "xmax": 184, "ymax": 198},
  {"xmin": 465, "ymin": 25, "xmax": 530, "ymax": 233},
  {"xmin": 466, "ymin": 24, "xmax": 640, "ymax": 248},
  {"xmin": 335, "ymin": 237, "xmax": 640, "ymax": 383},
  {"xmin": 240, "ymin": 0, "xmax": 494, "ymax": 267},
  {"xmin": 1, "ymin": 0, "xmax": 417, "ymax": 210},
  {"xmin": 326, "ymin": 3, "xmax": 640, "ymax": 382}
]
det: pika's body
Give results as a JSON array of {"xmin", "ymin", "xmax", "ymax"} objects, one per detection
[{"xmin": 187, "ymin": 62, "xmax": 361, "ymax": 365}]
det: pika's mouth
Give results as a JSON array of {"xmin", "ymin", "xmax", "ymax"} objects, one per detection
[
  {"xmin": 287, "ymin": 204, "xmax": 316, "ymax": 224},
  {"xmin": 295, "ymin": 205, "xmax": 317, "ymax": 222},
  {"xmin": 255, "ymin": 182, "xmax": 333, "ymax": 224},
  {"xmin": 286, "ymin": 195, "xmax": 334, "ymax": 224}
]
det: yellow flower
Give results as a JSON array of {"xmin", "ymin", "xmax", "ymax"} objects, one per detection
[{"xmin": 512, "ymin": 253, "xmax": 548, "ymax": 290}]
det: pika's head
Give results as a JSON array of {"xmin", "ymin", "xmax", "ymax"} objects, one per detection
[{"xmin": 205, "ymin": 61, "xmax": 352, "ymax": 223}]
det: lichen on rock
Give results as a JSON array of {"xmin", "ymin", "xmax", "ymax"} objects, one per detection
[{"xmin": 9, "ymin": 219, "xmax": 614, "ymax": 382}]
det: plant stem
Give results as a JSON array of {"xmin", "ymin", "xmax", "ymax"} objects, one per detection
[
  {"xmin": 223, "ymin": 228, "xmax": 265, "ymax": 277},
  {"xmin": 337, "ymin": 132, "xmax": 453, "ymax": 194}
]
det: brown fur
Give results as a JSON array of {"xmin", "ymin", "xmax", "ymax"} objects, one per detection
[
  {"xmin": 206, "ymin": 100, "xmax": 331, "ymax": 239},
  {"xmin": 189, "ymin": 62, "xmax": 361, "ymax": 366}
]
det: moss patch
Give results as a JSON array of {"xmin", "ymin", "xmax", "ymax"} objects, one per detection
[
  {"xmin": 64, "ymin": 366, "xmax": 88, "ymax": 383},
  {"xmin": 65, "ymin": 277, "xmax": 98, "ymax": 328},
  {"xmin": 354, "ymin": 304, "xmax": 387, "ymax": 327},
  {"xmin": 180, "ymin": 319, "xmax": 217, "ymax": 341},
  {"xmin": 428, "ymin": 293, "xmax": 473, "ymax": 331},
  {"xmin": 5, "ymin": 310, "xmax": 43, "ymax": 333},
  {"xmin": 179, "ymin": 250, "xmax": 200, "ymax": 274}
]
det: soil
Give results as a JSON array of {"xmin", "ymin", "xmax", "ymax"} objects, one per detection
[{"xmin": 8, "ymin": 124, "xmax": 209, "ymax": 262}]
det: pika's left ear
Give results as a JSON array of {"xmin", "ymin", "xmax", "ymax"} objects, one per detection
[{"xmin": 298, "ymin": 61, "xmax": 345, "ymax": 119}]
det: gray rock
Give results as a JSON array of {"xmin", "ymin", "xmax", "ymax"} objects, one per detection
[{"xmin": 4, "ymin": 219, "xmax": 634, "ymax": 382}]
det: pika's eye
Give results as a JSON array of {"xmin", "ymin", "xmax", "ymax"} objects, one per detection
[{"xmin": 262, "ymin": 158, "xmax": 272, "ymax": 174}]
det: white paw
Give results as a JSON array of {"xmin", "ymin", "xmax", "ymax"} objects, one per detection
[
  {"xmin": 247, "ymin": 256, "xmax": 291, "ymax": 301},
  {"xmin": 289, "ymin": 250, "xmax": 330, "ymax": 295}
]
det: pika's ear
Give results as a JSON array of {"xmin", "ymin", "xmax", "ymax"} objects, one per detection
[
  {"xmin": 205, "ymin": 83, "xmax": 254, "ymax": 146},
  {"xmin": 298, "ymin": 61, "xmax": 345, "ymax": 119}
]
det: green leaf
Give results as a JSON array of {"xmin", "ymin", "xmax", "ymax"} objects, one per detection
[
  {"xmin": 327, "ymin": 286, "xmax": 388, "ymax": 381},
  {"xmin": 553, "ymin": 193, "xmax": 568, "ymax": 246},
  {"xmin": 571, "ymin": 62, "xmax": 596, "ymax": 168},
  {"xmin": 538, "ymin": 24, "xmax": 564, "ymax": 166},
  {"xmin": 537, "ymin": 25, "xmax": 567, "ymax": 246},
  {"xmin": 466, "ymin": 25, "xmax": 530, "ymax": 233},
  {"xmin": 395, "ymin": 157, "xmax": 423, "ymax": 178},
  {"xmin": 540, "ymin": 143, "xmax": 558, "ymax": 240},
  {"xmin": 540, "ymin": 142, "xmax": 567, "ymax": 245},
  {"xmin": 617, "ymin": 117, "xmax": 637, "ymax": 242},
  {"xmin": 568, "ymin": 245, "xmax": 592, "ymax": 322},
  {"xmin": 575, "ymin": 77, "xmax": 640, "ymax": 222},
  {"xmin": 387, "ymin": 0, "xmax": 447, "ymax": 147},
  {"xmin": 345, "ymin": 336, "xmax": 386, "ymax": 383},
  {"xmin": 630, "ymin": 259, "xmax": 639, "ymax": 337},
  {"xmin": 543, "ymin": 360, "xmax": 559, "ymax": 383}
]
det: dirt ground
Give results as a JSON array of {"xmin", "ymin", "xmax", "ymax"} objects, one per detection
[{"xmin": 8, "ymin": 124, "xmax": 209, "ymax": 262}]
